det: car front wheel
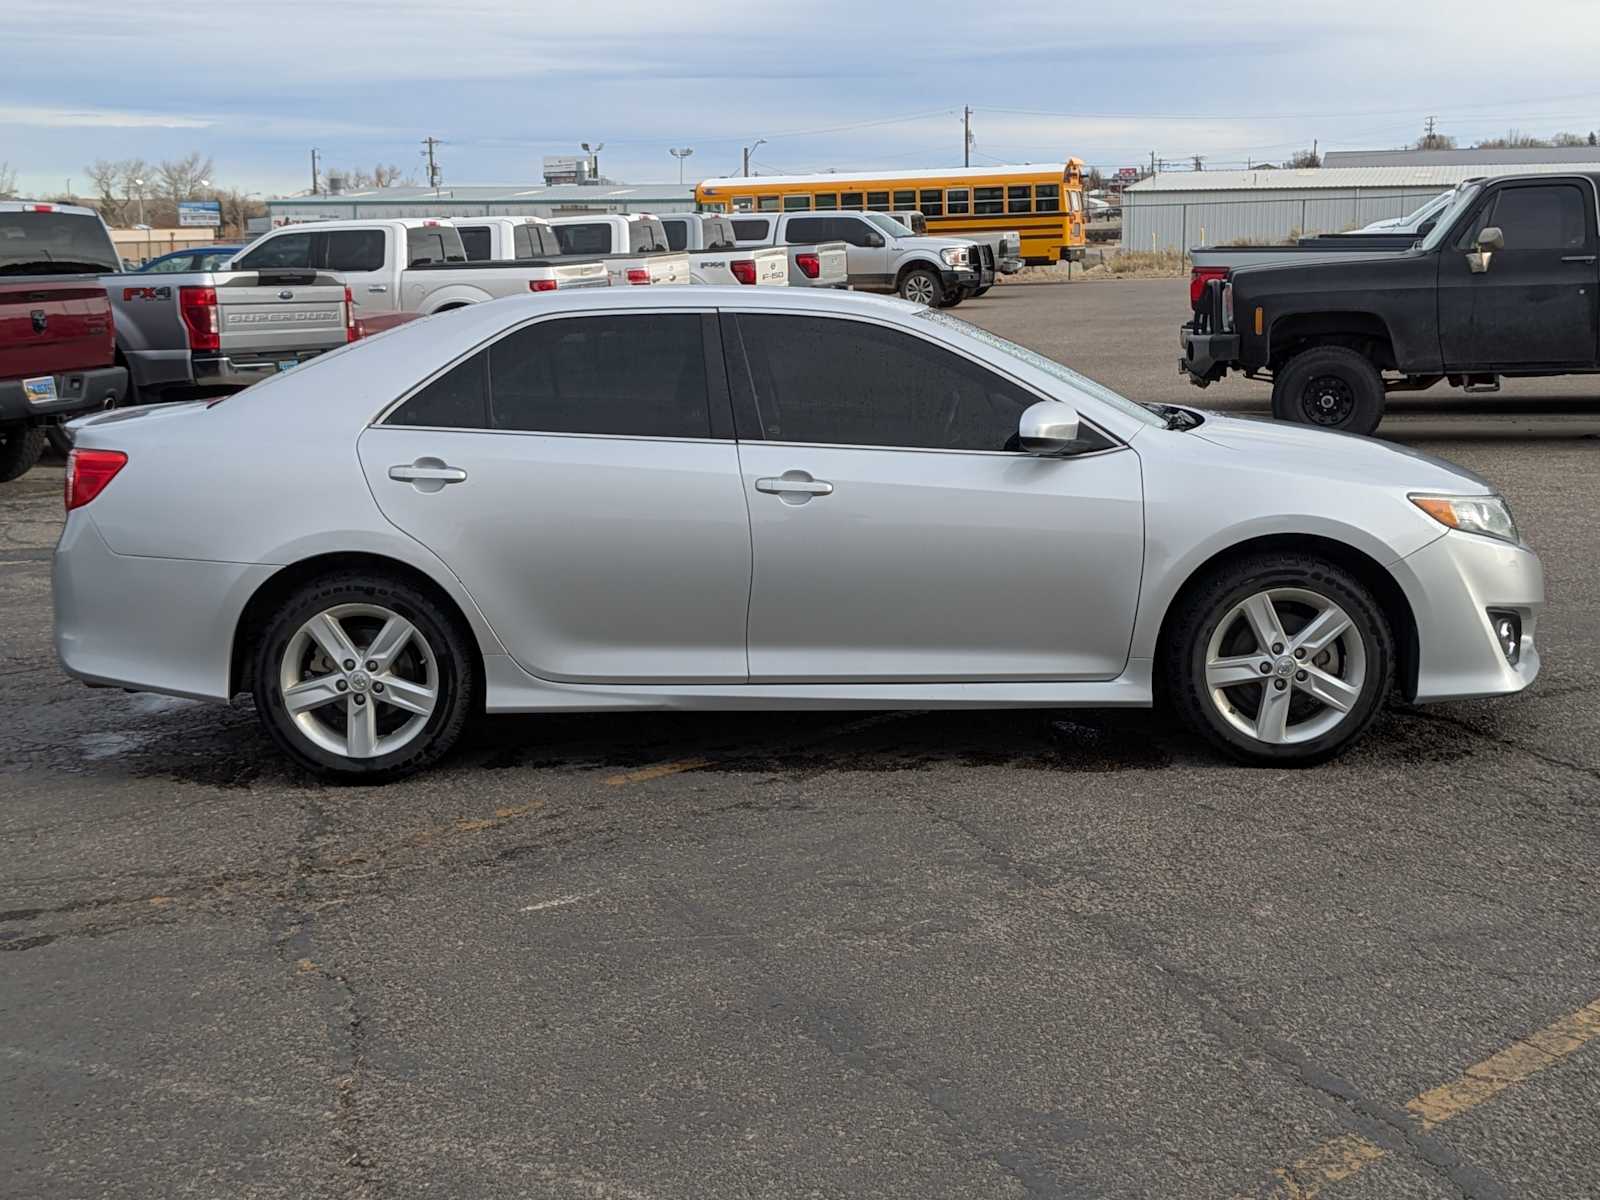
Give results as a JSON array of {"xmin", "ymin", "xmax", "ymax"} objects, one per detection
[
  {"xmin": 252, "ymin": 573, "xmax": 475, "ymax": 781},
  {"xmin": 898, "ymin": 268, "xmax": 941, "ymax": 305},
  {"xmin": 1165, "ymin": 554, "xmax": 1393, "ymax": 765}
]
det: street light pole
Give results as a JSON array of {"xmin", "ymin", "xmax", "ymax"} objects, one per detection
[
  {"xmin": 669, "ymin": 147, "xmax": 694, "ymax": 184},
  {"xmin": 133, "ymin": 178, "xmax": 146, "ymax": 226},
  {"xmin": 742, "ymin": 138, "xmax": 766, "ymax": 177}
]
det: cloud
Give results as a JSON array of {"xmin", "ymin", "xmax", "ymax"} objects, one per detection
[{"xmin": 0, "ymin": 105, "xmax": 213, "ymax": 129}]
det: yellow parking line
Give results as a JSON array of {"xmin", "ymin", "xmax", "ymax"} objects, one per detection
[
  {"xmin": 1245, "ymin": 994, "xmax": 1600, "ymax": 1199},
  {"xmin": 604, "ymin": 758, "xmax": 712, "ymax": 787}
]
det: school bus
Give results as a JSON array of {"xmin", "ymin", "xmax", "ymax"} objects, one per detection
[{"xmin": 694, "ymin": 160, "xmax": 1087, "ymax": 264}]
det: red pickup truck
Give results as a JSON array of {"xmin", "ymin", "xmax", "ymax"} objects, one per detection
[{"xmin": 1, "ymin": 201, "xmax": 129, "ymax": 481}]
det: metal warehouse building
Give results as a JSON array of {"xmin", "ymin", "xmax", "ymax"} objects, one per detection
[
  {"xmin": 1123, "ymin": 162, "xmax": 1600, "ymax": 253},
  {"xmin": 263, "ymin": 182, "xmax": 697, "ymax": 228}
]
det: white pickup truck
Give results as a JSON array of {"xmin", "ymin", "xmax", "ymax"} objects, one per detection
[
  {"xmin": 446, "ymin": 216, "xmax": 611, "ymax": 291},
  {"xmin": 543, "ymin": 214, "xmax": 692, "ymax": 288},
  {"xmin": 654, "ymin": 213, "xmax": 788, "ymax": 286},
  {"xmin": 228, "ymin": 218, "xmax": 608, "ymax": 316}
]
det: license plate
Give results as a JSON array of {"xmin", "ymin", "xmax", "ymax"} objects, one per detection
[
  {"xmin": 277, "ymin": 359, "xmax": 299, "ymax": 373},
  {"xmin": 22, "ymin": 376, "xmax": 57, "ymax": 405}
]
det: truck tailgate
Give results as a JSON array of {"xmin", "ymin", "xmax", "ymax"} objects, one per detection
[
  {"xmin": 1, "ymin": 279, "xmax": 114, "ymax": 378},
  {"xmin": 552, "ymin": 260, "xmax": 611, "ymax": 290},
  {"xmin": 216, "ymin": 273, "xmax": 348, "ymax": 360},
  {"xmin": 647, "ymin": 253, "xmax": 691, "ymax": 287},
  {"xmin": 751, "ymin": 246, "xmax": 789, "ymax": 286}
]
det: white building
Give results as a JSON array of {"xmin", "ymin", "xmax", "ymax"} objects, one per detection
[{"xmin": 1123, "ymin": 162, "xmax": 1600, "ymax": 253}]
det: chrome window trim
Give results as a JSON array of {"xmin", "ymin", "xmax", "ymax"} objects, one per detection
[{"xmin": 364, "ymin": 425, "xmax": 733, "ymax": 448}]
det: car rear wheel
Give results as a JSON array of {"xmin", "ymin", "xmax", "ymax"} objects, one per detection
[
  {"xmin": 898, "ymin": 268, "xmax": 941, "ymax": 306},
  {"xmin": 0, "ymin": 425, "xmax": 45, "ymax": 483},
  {"xmin": 252, "ymin": 574, "xmax": 475, "ymax": 781},
  {"xmin": 1271, "ymin": 346, "xmax": 1385, "ymax": 436},
  {"xmin": 1164, "ymin": 554, "xmax": 1393, "ymax": 765}
]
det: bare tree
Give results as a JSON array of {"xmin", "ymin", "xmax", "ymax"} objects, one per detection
[
  {"xmin": 0, "ymin": 162, "xmax": 17, "ymax": 199},
  {"xmin": 1283, "ymin": 147, "xmax": 1321, "ymax": 168},
  {"xmin": 156, "ymin": 152, "xmax": 215, "ymax": 206},
  {"xmin": 371, "ymin": 162, "xmax": 415, "ymax": 188}
]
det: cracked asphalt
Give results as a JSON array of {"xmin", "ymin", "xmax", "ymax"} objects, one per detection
[{"xmin": 3, "ymin": 278, "xmax": 1598, "ymax": 1199}]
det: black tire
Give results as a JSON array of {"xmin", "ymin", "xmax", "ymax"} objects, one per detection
[
  {"xmin": 0, "ymin": 425, "xmax": 46, "ymax": 483},
  {"xmin": 897, "ymin": 267, "xmax": 941, "ymax": 306},
  {"xmin": 1163, "ymin": 553, "xmax": 1394, "ymax": 766},
  {"xmin": 251, "ymin": 572, "xmax": 476, "ymax": 782},
  {"xmin": 46, "ymin": 424, "xmax": 73, "ymax": 457},
  {"xmin": 971, "ymin": 285, "xmax": 992, "ymax": 297},
  {"xmin": 1271, "ymin": 345, "xmax": 1385, "ymax": 436}
]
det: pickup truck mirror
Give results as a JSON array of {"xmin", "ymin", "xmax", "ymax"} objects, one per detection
[
  {"xmin": 1468, "ymin": 225, "xmax": 1504, "ymax": 274},
  {"xmin": 864, "ymin": 233, "xmax": 885, "ymax": 248}
]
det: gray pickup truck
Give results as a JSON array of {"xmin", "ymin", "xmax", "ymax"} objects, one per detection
[{"xmin": 107, "ymin": 266, "xmax": 353, "ymax": 404}]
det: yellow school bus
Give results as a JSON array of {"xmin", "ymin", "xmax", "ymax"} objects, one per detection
[{"xmin": 694, "ymin": 160, "xmax": 1087, "ymax": 264}]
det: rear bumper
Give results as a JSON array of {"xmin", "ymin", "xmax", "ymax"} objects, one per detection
[
  {"xmin": 1178, "ymin": 327, "xmax": 1239, "ymax": 386},
  {"xmin": 193, "ymin": 352, "xmax": 332, "ymax": 389},
  {"xmin": 0, "ymin": 365, "xmax": 127, "ymax": 423}
]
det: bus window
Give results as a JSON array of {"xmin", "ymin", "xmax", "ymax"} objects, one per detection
[
  {"xmin": 893, "ymin": 189, "xmax": 916, "ymax": 210},
  {"xmin": 815, "ymin": 193, "xmax": 838, "ymax": 210},
  {"xmin": 841, "ymin": 191, "xmax": 864, "ymax": 209},
  {"xmin": 783, "ymin": 194, "xmax": 811, "ymax": 211},
  {"xmin": 1035, "ymin": 184, "xmax": 1061, "ymax": 213},
  {"xmin": 867, "ymin": 191, "xmax": 890, "ymax": 211},
  {"xmin": 947, "ymin": 188, "xmax": 970, "ymax": 215},
  {"xmin": 919, "ymin": 189, "xmax": 943, "ymax": 217},
  {"xmin": 974, "ymin": 186, "xmax": 1004, "ymax": 215},
  {"xmin": 758, "ymin": 195, "xmax": 780, "ymax": 212},
  {"xmin": 732, "ymin": 195, "xmax": 755, "ymax": 212},
  {"xmin": 1007, "ymin": 185, "xmax": 1032, "ymax": 214}
]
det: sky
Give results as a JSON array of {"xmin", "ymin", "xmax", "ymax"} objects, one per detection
[{"xmin": 7, "ymin": 0, "xmax": 1600, "ymax": 199}]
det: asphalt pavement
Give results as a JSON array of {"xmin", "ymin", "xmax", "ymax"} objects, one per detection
[{"xmin": 3, "ymin": 279, "xmax": 1598, "ymax": 1199}]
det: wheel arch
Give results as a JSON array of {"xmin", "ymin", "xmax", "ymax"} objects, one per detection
[
  {"xmin": 1152, "ymin": 533, "xmax": 1420, "ymax": 702},
  {"xmin": 229, "ymin": 550, "xmax": 489, "ymax": 699},
  {"xmin": 1268, "ymin": 311, "xmax": 1397, "ymax": 371}
]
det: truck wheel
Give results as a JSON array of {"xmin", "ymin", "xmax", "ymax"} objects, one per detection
[
  {"xmin": 46, "ymin": 424, "xmax": 73, "ymax": 457},
  {"xmin": 0, "ymin": 426, "xmax": 45, "ymax": 483},
  {"xmin": 971, "ymin": 285, "xmax": 992, "ymax": 297},
  {"xmin": 1271, "ymin": 346, "xmax": 1385, "ymax": 436},
  {"xmin": 898, "ymin": 268, "xmax": 941, "ymax": 306}
]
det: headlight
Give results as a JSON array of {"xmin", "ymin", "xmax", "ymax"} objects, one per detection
[
  {"xmin": 1410, "ymin": 494, "xmax": 1519, "ymax": 543},
  {"xmin": 939, "ymin": 247, "xmax": 969, "ymax": 267}
]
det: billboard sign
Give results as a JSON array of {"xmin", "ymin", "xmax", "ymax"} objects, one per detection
[{"xmin": 178, "ymin": 200, "xmax": 222, "ymax": 227}]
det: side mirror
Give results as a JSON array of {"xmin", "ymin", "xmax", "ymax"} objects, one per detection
[
  {"xmin": 1019, "ymin": 400, "xmax": 1081, "ymax": 456},
  {"xmin": 865, "ymin": 232, "xmax": 885, "ymax": 248},
  {"xmin": 1468, "ymin": 225, "xmax": 1503, "ymax": 274}
]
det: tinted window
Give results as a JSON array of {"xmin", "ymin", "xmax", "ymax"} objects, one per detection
[
  {"xmin": 489, "ymin": 314, "xmax": 710, "ymax": 437},
  {"xmin": 757, "ymin": 195, "xmax": 780, "ymax": 212},
  {"xmin": 731, "ymin": 218, "xmax": 770, "ymax": 242},
  {"xmin": 1487, "ymin": 184, "xmax": 1589, "ymax": 250},
  {"xmin": 974, "ymin": 186, "xmax": 1004, "ymax": 215},
  {"xmin": 702, "ymin": 218, "xmax": 735, "ymax": 250},
  {"xmin": 840, "ymin": 191, "xmax": 864, "ymax": 210},
  {"xmin": 325, "ymin": 229, "xmax": 385, "ymax": 272},
  {"xmin": 1035, "ymin": 184, "xmax": 1061, "ymax": 213},
  {"xmin": 628, "ymin": 219, "xmax": 669, "ymax": 253},
  {"xmin": 731, "ymin": 314, "xmax": 1035, "ymax": 452},
  {"xmin": 1007, "ymin": 185, "xmax": 1032, "ymax": 214},
  {"xmin": 662, "ymin": 219, "xmax": 689, "ymax": 251},
  {"xmin": 919, "ymin": 188, "xmax": 944, "ymax": 217},
  {"xmin": 406, "ymin": 226, "xmax": 465, "ymax": 265},
  {"xmin": 512, "ymin": 225, "xmax": 535, "ymax": 258},
  {"xmin": 144, "ymin": 254, "xmax": 195, "ymax": 273},
  {"xmin": 947, "ymin": 188, "xmax": 970, "ymax": 216},
  {"xmin": 783, "ymin": 194, "xmax": 811, "ymax": 211},
  {"xmin": 458, "ymin": 226, "xmax": 492, "ymax": 261},
  {"xmin": 0, "ymin": 212, "xmax": 121, "ymax": 275},
  {"xmin": 814, "ymin": 193, "xmax": 838, "ymax": 210},
  {"xmin": 867, "ymin": 191, "xmax": 890, "ymax": 211},
  {"xmin": 832, "ymin": 217, "xmax": 881, "ymax": 248},
  {"xmin": 784, "ymin": 216, "xmax": 835, "ymax": 244},
  {"xmin": 894, "ymin": 189, "xmax": 916, "ymax": 209},
  {"xmin": 238, "ymin": 231, "xmax": 314, "ymax": 270},
  {"xmin": 551, "ymin": 222, "xmax": 611, "ymax": 255},
  {"xmin": 197, "ymin": 250, "xmax": 238, "ymax": 270},
  {"xmin": 388, "ymin": 354, "xmax": 489, "ymax": 428}
]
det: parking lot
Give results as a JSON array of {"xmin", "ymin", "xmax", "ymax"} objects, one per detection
[{"xmin": 4, "ymin": 278, "xmax": 1598, "ymax": 1199}]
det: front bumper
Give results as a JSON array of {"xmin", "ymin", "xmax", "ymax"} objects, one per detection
[
  {"xmin": 941, "ymin": 266, "xmax": 979, "ymax": 293},
  {"xmin": 1397, "ymin": 530, "xmax": 1543, "ymax": 703},
  {"xmin": 0, "ymin": 365, "xmax": 127, "ymax": 423}
]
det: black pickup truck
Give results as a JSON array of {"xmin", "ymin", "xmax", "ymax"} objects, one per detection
[{"xmin": 1180, "ymin": 172, "xmax": 1600, "ymax": 435}]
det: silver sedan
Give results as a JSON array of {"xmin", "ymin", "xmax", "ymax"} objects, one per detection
[{"xmin": 54, "ymin": 288, "xmax": 1543, "ymax": 779}]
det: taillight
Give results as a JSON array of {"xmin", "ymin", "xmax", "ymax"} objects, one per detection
[
  {"xmin": 65, "ymin": 448, "xmax": 127, "ymax": 511},
  {"xmin": 1189, "ymin": 266, "xmax": 1229, "ymax": 309},
  {"xmin": 625, "ymin": 267, "xmax": 651, "ymax": 286},
  {"xmin": 344, "ymin": 286, "xmax": 358, "ymax": 343},
  {"xmin": 795, "ymin": 252, "xmax": 820, "ymax": 279},
  {"xmin": 730, "ymin": 258, "xmax": 757, "ymax": 285},
  {"xmin": 178, "ymin": 285, "xmax": 219, "ymax": 352},
  {"xmin": 529, "ymin": 278, "xmax": 559, "ymax": 292}
]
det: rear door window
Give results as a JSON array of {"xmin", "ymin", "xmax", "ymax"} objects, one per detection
[
  {"xmin": 731, "ymin": 218, "xmax": 771, "ymax": 242},
  {"xmin": 324, "ymin": 229, "xmax": 386, "ymax": 272},
  {"xmin": 457, "ymin": 226, "xmax": 492, "ymax": 261},
  {"xmin": 662, "ymin": 219, "xmax": 689, "ymax": 251},
  {"xmin": 406, "ymin": 226, "xmax": 465, "ymax": 265},
  {"xmin": 783, "ymin": 216, "xmax": 834, "ymax": 244},
  {"xmin": 551, "ymin": 222, "xmax": 612, "ymax": 255},
  {"xmin": 237, "ymin": 231, "xmax": 314, "ymax": 270}
]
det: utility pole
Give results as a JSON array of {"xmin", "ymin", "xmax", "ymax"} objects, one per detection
[
  {"xmin": 1192, "ymin": 155, "xmax": 1204, "ymax": 172},
  {"xmin": 1150, "ymin": 150, "xmax": 1158, "ymax": 176},
  {"xmin": 963, "ymin": 106, "xmax": 973, "ymax": 167},
  {"xmin": 422, "ymin": 137, "xmax": 442, "ymax": 192},
  {"xmin": 742, "ymin": 138, "xmax": 766, "ymax": 177},
  {"xmin": 310, "ymin": 148, "xmax": 320, "ymax": 196}
]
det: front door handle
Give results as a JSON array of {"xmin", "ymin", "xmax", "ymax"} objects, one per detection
[
  {"xmin": 756, "ymin": 473, "xmax": 832, "ymax": 497},
  {"xmin": 368, "ymin": 284, "xmax": 389, "ymax": 293},
  {"xmin": 389, "ymin": 459, "xmax": 467, "ymax": 493},
  {"xmin": 1561, "ymin": 255, "xmax": 1597, "ymax": 264}
]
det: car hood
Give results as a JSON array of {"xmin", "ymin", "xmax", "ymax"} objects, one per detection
[
  {"xmin": 1187, "ymin": 412, "xmax": 1495, "ymax": 493},
  {"xmin": 896, "ymin": 236, "xmax": 975, "ymax": 253}
]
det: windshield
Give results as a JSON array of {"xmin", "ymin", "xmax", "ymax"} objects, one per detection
[
  {"xmin": 917, "ymin": 309, "xmax": 1167, "ymax": 429},
  {"xmin": 0, "ymin": 211, "xmax": 120, "ymax": 275},
  {"xmin": 865, "ymin": 213, "xmax": 908, "ymax": 239},
  {"xmin": 1419, "ymin": 182, "xmax": 1482, "ymax": 251}
]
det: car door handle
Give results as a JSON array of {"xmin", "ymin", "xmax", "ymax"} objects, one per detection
[
  {"xmin": 389, "ymin": 460, "xmax": 467, "ymax": 486},
  {"xmin": 367, "ymin": 284, "xmax": 389, "ymax": 293},
  {"xmin": 756, "ymin": 474, "xmax": 832, "ymax": 496},
  {"xmin": 1561, "ymin": 255, "xmax": 1597, "ymax": 264}
]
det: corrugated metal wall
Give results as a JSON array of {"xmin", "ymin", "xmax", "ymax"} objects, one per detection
[{"xmin": 1122, "ymin": 188, "xmax": 1449, "ymax": 252}]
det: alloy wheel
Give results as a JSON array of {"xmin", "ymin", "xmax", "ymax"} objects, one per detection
[
  {"xmin": 902, "ymin": 274, "xmax": 936, "ymax": 305},
  {"xmin": 277, "ymin": 603, "xmax": 438, "ymax": 759},
  {"xmin": 1202, "ymin": 587, "xmax": 1366, "ymax": 745}
]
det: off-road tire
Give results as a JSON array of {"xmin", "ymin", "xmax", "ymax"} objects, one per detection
[
  {"xmin": 1271, "ymin": 345, "xmax": 1386, "ymax": 436},
  {"xmin": 0, "ymin": 426, "xmax": 46, "ymax": 482}
]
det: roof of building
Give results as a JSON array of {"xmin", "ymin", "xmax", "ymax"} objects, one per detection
[
  {"xmin": 1126, "ymin": 162, "xmax": 1600, "ymax": 194},
  {"xmin": 269, "ymin": 183, "xmax": 696, "ymax": 206},
  {"xmin": 1325, "ymin": 147, "xmax": 1600, "ymax": 168}
]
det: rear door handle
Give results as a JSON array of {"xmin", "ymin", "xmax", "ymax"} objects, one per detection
[
  {"xmin": 1561, "ymin": 255, "xmax": 1597, "ymax": 264},
  {"xmin": 756, "ymin": 475, "xmax": 832, "ymax": 496},
  {"xmin": 388, "ymin": 459, "xmax": 467, "ymax": 492},
  {"xmin": 368, "ymin": 284, "xmax": 389, "ymax": 293}
]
